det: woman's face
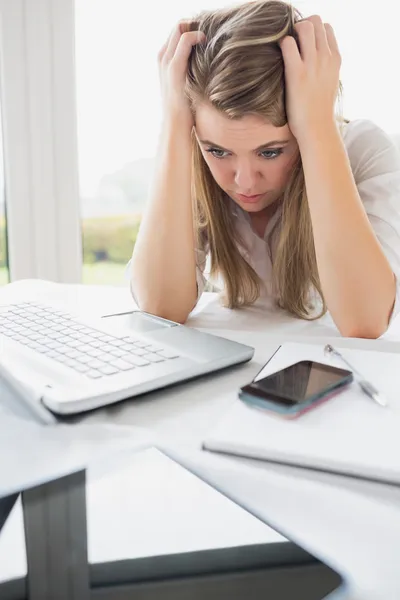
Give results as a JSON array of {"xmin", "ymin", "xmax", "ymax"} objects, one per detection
[{"xmin": 195, "ymin": 103, "xmax": 299, "ymax": 214}]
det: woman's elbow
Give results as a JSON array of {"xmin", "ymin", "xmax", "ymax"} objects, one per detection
[
  {"xmin": 141, "ymin": 303, "xmax": 191, "ymax": 324},
  {"xmin": 339, "ymin": 320, "xmax": 388, "ymax": 340},
  {"xmin": 132, "ymin": 291, "xmax": 193, "ymax": 324}
]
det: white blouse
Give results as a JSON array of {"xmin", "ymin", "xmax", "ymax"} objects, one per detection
[{"xmin": 195, "ymin": 119, "xmax": 400, "ymax": 321}]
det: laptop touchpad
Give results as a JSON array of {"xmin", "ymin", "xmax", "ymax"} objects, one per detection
[{"xmin": 102, "ymin": 311, "xmax": 177, "ymax": 333}]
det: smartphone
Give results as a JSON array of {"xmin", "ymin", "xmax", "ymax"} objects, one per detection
[{"xmin": 239, "ymin": 360, "xmax": 353, "ymax": 418}]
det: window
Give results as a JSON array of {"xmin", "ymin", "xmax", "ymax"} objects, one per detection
[
  {"xmin": 0, "ymin": 102, "xmax": 9, "ymax": 286},
  {"xmin": 75, "ymin": 0, "xmax": 246, "ymax": 286},
  {"xmin": 1, "ymin": 0, "xmax": 399, "ymax": 284}
]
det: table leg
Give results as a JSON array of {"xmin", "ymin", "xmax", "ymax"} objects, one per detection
[{"xmin": 22, "ymin": 470, "xmax": 90, "ymax": 600}]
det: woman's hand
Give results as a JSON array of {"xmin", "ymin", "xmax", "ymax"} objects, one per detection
[
  {"xmin": 158, "ymin": 21, "xmax": 205, "ymax": 126},
  {"xmin": 279, "ymin": 15, "xmax": 342, "ymax": 143}
]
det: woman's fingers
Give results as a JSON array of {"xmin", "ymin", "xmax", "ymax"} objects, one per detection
[
  {"xmin": 294, "ymin": 19, "xmax": 317, "ymax": 63},
  {"xmin": 162, "ymin": 21, "xmax": 191, "ymax": 64},
  {"xmin": 157, "ymin": 21, "xmax": 206, "ymax": 124},
  {"xmin": 293, "ymin": 16, "xmax": 340, "ymax": 62},
  {"xmin": 324, "ymin": 22, "xmax": 342, "ymax": 63},
  {"xmin": 157, "ymin": 38, "xmax": 169, "ymax": 63},
  {"xmin": 171, "ymin": 30, "xmax": 206, "ymax": 73},
  {"xmin": 306, "ymin": 15, "xmax": 330, "ymax": 53},
  {"xmin": 279, "ymin": 35, "xmax": 302, "ymax": 76}
]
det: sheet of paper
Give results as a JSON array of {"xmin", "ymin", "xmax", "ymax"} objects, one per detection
[
  {"xmin": 0, "ymin": 415, "xmax": 155, "ymax": 498},
  {"xmin": 167, "ymin": 447, "xmax": 400, "ymax": 599}
]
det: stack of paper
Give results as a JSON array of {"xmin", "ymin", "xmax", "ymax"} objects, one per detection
[{"xmin": 203, "ymin": 342, "xmax": 400, "ymax": 484}]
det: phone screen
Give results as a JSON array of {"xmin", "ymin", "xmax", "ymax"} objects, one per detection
[{"xmin": 248, "ymin": 361, "xmax": 352, "ymax": 406}]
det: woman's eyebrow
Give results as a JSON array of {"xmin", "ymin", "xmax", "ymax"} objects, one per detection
[{"xmin": 199, "ymin": 139, "xmax": 290, "ymax": 151}]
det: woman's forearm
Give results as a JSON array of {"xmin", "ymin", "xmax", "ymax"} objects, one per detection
[
  {"xmin": 131, "ymin": 116, "xmax": 198, "ymax": 323},
  {"xmin": 298, "ymin": 122, "xmax": 395, "ymax": 338}
]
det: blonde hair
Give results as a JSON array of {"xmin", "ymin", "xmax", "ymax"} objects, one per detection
[{"xmin": 186, "ymin": 0, "xmax": 345, "ymax": 319}]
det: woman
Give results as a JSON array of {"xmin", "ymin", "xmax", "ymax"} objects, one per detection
[{"xmin": 130, "ymin": 0, "xmax": 400, "ymax": 338}]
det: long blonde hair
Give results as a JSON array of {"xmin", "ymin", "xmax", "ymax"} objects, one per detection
[{"xmin": 186, "ymin": 0, "xmax": 345, "ymax": 319}]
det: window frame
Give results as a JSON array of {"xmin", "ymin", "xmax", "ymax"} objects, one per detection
[{"xmin": 0, "ymin": 0, "xmax": 81, "ymax": 283}]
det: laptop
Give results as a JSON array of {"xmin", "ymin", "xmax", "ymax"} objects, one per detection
[
  {"xmin": 0, "ymin": 299, "xmax": 254, "ymax": 418},
  {"xmin": 0, "ymin": 448, "xmax": 344, "ymax": 599}
]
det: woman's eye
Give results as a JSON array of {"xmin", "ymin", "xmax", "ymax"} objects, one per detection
[
  {"xmin": 205, "ymin": 148, "xmax": 283, "ymax": 160},
  {"xmin": 206, "ymin": 148, "xmax": 229, "ymax": 159},
  {"xmin": 260, "ymin": 149, "xmax": 283, "ymax": 160}
]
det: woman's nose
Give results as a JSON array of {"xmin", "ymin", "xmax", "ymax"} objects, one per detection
[{"xmin": 234, "ymin": 163, "xmax": 259, "ymax": 193}]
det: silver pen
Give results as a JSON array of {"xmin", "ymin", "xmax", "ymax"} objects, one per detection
[{"xmin": 324, "ymin": 344, "xmax": 388, "ymax": 408}]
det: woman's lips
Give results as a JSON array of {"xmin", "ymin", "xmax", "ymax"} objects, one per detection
[{"xmin": 236, "ymin": 193, "xmax": 263, "ymax": 203}]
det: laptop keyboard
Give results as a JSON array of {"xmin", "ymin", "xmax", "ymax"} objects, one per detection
[{"xmin": 0, "ymin": 302, "xmax": 180, "ymax": 379}]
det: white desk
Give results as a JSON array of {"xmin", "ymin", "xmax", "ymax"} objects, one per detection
[{"xmin": 1, "ymin": 279, "xmax": 400, "ymax": 599}]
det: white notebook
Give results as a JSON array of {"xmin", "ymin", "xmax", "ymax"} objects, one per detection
[{"xmin": 203, "ymin": 342, "xmax": 400, "ymax": 484}]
